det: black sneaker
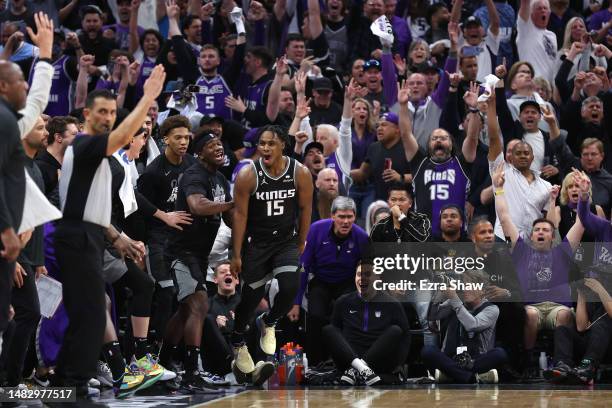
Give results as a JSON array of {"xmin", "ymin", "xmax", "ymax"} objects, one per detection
[
  {"xmin": 359, "ymin": 367, "xmax": 381, "ymax": 386},
  {"xmin": 340, "ymin": 368, "xmax": 357, "ymax": 385},
  {"xmin": 569, "ymin": 359, "xmax": 596, "ymax": 385},
  {"xmin": 180, "ymin": 371, "xmax": 223, "ymax": 394},
  {"xmin": 543, "ymin": 361, "xmax": 571, "ymax": 383},
  {"xmin": 251, "ymin": 361, "xmax": 275, "ymax": 386}
]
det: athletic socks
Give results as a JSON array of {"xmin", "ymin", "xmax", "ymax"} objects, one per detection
[
  {"xmin": 351, "ymin": 358, "xmax": 370, "ymax": 373},
  {"xmin": 184, "ymin": 346, "xmax": 200, "ymax": 373},
  {"xmin": 134, "ymin": 337, "xmax": 150, "ymax": 360},
  {"xmin": 102, "ymin": 341, "xmax": 126, "ymax": 383}
]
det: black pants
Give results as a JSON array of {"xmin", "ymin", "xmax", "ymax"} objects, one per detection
[
  {"xmin": 148, "ymin": 227, "xmax": 173, "ymax": 341},
  {"xmin": 495, "ymin": 302, "xmax": 526, "ymax": 366},
  {"xmin": 201, "ymin": 315, "xmax": 233, "ymax": 376},
  {"xmin": 554, "ymin": 318, "xmax": 612, "ymax": 366},
  {"xmin": 5, "ymin": 263, "xmax": 40, "ymax": 385},
  {"xmin": 0, "ymin": 258, "xmax": 14, "ymax": 336},
  {"xmin": 322, "ymin": 324, "xmax": 410, "ymax": 374},
  {"xmin": 421, "ymin": 346, "xmax": 508, "ymax": 383},
  {"xmin": 113, "ymin": 258, "xmax": 154, "ymax": 318},
  {"xmin": 307, "ymin": 277, "xmax": 355, "ymax": 365},
  {"xmin": 54, "ymin": 221, "xmax": 106, "ymax": 387}
]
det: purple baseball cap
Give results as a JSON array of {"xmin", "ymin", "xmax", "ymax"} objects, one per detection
[
  {"xmin": 380, "ymin": 112, "xmax": 399, "ymax": 126},
  {"xmin": 242, "ymin": 128, "xmax": 260, "ymax": 158}
]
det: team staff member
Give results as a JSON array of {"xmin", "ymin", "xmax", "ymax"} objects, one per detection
[
  {"xmin": 161, "ymin": 132, "xmax": 233, "ymax": 392},
  {"xmin": 0, "ymin": 60, "xmax": 28, "ymax": 356},
  {"xmin": 52, "ymin": 66, "xmax": 165, "ymax": 396},
  {"xmin": 322, "ymin": 262, "xmax": 411, "ymax": 386},
  {"xmin": 289, "ymin": 196, "xmax": 370, "ymax": 366},
  {"xmin": 231, "ymin": 125, "xmax": 313, "ymax": 384}
]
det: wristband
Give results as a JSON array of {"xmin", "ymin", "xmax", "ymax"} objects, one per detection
[{"xmin": 494, "ymin": 189, "xmax": 504, "ymax": 196}]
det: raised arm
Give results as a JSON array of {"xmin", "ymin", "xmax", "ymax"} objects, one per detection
[
  {"xmin": 129, "ymin": 0, "xmax": 142, "ymax": 55},
  {"xmin": 575, "ymin": 169, "xmax": 610, "ymax": 238},
  {"xmin": 486, "ymin": 87, "xmax": 503, "ymax": 161},
  {"xmin": 107, "ymin": 65, "xmax": 165, "ymax": 156},
  {"xmin": 519, "ymin": 0, "xmax": 531, "ymax": 22},
  {"xmin": 307, "ymin": 0, "xmax": 323, "ymax": 39},
  {"xmin": 431, "ymin": 23, "xmax": 458, "ymax": 108},
  {"xmin": 484, "ymin": 0, "xmax": 500, "ymax": 36},
  {"xmin": 449, "ymin": 0, "xmax": 462, "ymax": 24},
  {"xmin": 462, "ymin": 82, "xmax": 480, "ymax": 163},
  {"xmin": 381, "ymin": 50, "xmax": 398, "ymax": 108},
  {"xmin": 266, "ymin": 56, "xmax": 288, "ymax": 123},
  {"xmin": 546, "ymin": 185, "xmax": 561, "ymax": 228},
  {"xmin": 75, "ymin": 55, "xmax": 94, "ymax": 109},
  {"xmin": 492, "ymin": 162, "xmax": 519, "ymax": 246},
  {"xmin": 186, "ymin": 193, "xmax": 234, "ymax": 216},
  {"xmin": 397, "ymin": 80, "xmax": 419, "ymax": 162}
]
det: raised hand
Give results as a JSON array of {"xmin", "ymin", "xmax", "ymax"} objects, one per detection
[
  {"xmin": 165, "ymin": 0, "xmax": 180, "ymax": 20},
  {"xmin": 26, "ymin": 12, "xmax": 54, "ymax": 59},
  {"xmin": 295, "ymin": 97, "xmax": 311, "ymax": 119},
  {"xmin": 448, "ymin": 71, "xmax": 463, "ymax": 88},
  {"xmin": 200, "ymin": 2, "xmax": 215, "ymax": 20},
  {"xmin": 574, "ymin": 71, "xmax": 587, "ymax": 91},
  {"xmin": 275, "ymin": 55, "xmax": 289, "ymax": 77},
  {"xmin": 79, "ymin": 54, "xmax": 95, "ymax": 70},
  {"xmin": 492, "ymin": 161, "xmax": 505, "ymax": 188},
  {"xmin": 572, "ymin": 168, "xmax": 590, "ymax": 195},
  {"xmin": 549, "ymin": 184, "xmax": 560, "ymax": 202},
  {"xmin": 128, "ymin": 60, "xmax": 141, "ymax": 85},
  {"xmin": 463, "ymin": 81, "xmax": 479, "ymax": 108},
  {"xmin": 494, "ymin": 57, "xmax": 507, "ymax": 78},
  {"xmin": 294, "ymin": 71, "xmax": 307, "ymax": 95},
  {"xmin": 65, "ymin": 31, "xmax": 81, "ymax": 49},
  {"xmin": 397, "ymin": 79, "xmax": 410, "ymax": 105},
  {"xmin": 541, "ymin": 104, "xmax": 557, "ymax": 126},
  {"xmin": 393, "ymin": 54, "xmax": 406, "ymax": 75},
  {"xmin": 142, "ymin": 64, "xmax": 166, "ymax": 101},
  {"xmin": 247, "ymin": 0, "xmax": 266, "ymax": 21},
  {"xmin": 345, "ymin": 78, "xmax": 361, "ymax": 100}
]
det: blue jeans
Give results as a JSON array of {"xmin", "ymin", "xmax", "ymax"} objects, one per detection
[
  {"xmin": 421, "ymin": 345, "xmax": 508, "ymax": 383},
  {"xmin": 349, "ymin": 184, "xmax": 375, "ymax": 222}
]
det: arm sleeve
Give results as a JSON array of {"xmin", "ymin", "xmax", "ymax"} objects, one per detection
[
  {"xmin": 253, "ymin": 20, "xmax": 266, "ymax": 46},
  {"xmin": 381, "ymin": 51, "xmax": 398, "ymax": 108},
  {"xmin": 431, "ymin": 56, "xmax": 457, "ymax": 108},
  {"xmin": 554, "ymin": 58, "xmax": 575, "ymax": 102},
  {"xmin": 496, "ymin": 87, "xmax": 519, "ymax": 144},
  {"xmin": 18, "ymin": 61, "xmax": 54, "ymax": 138},
  {"xmin": 170, "ymin": 35, "xmax": 199, "ymax": 84},
  {"xmin": 135, "ymin": 190, "xmax": 157, "ymax": 217},
  {"xmin": 439, "ymin": 90, "xmax": 461, "ymax": 141},
  {"xmin": 577, "ymin": 197, "xmax": 608, "ymax": 239},
  {"xmin": 202, "ymin": 19, "xmax": 213, "ymax": 46},
  {"xmin": 449, "ymin": 298, "xmax": 499, "ymax": 332},
  {"xmin": 336, "ymin": 117, "xmax": 353, "ymax": 177}
]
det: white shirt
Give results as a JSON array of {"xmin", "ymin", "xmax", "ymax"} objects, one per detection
[
  {"xmin": 523, "ymin": 131, "xmax": 545, "ymax": 173},
  {"xmin": 489, "ymin": 153, "xmax": 551, "ymax": 239},
  {"xmin": 459, "ymin": 28, "xmax": 501, "ymax": 83},
  {"xmin": 516, "ymin": 16, "xmax": 558, "ymax": 84}
]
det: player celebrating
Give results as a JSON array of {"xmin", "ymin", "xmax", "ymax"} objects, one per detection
[{"xmin": 231, "ymin": 125, "xmax": 313, "ymax": 383}]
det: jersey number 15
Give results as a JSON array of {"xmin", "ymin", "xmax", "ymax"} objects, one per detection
[
  {"xmin": 429, "ymin": 184, "xmax": 449, "ymax": 200},
  {"xmin": 267, "ymin": 200, "xmax": 284, "ymax": 216}
]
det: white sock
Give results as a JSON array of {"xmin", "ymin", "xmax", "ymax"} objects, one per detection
[{"xmin": 351, "ymin": 358, "xmax": 369, "ymax": 372}]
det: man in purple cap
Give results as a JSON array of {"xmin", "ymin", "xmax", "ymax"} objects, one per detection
[
  {"xmin": 351, "ymin": 111, "xmax": 411, "ymax": 200},
  {"xmin": 309, "ymin": 77, "xmax": 342, "ymax": 127}
]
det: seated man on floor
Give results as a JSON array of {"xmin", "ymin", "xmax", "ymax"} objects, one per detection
[
  {"xmin": 322, "ymin": 261, "xmax": 411, "ymax": 386},
  {"xmin": 421, "ymin": 271, "xmax": 507, "ymax": 384}
]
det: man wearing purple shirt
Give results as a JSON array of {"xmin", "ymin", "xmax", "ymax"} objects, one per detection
[
  {"xmin": 384, "ymin": 0, "xmax": 412, "ymax": 57},
  {"xmin": 587, "ymin": 4, "xmax": 612, "ymax": 39},
  {"xmin": 493, "ymin": 163, "xmax": 583, "ymax": 375},
  {"xmin": 288, "ymin": 196, "xmax": 369, "ymax": 366}
]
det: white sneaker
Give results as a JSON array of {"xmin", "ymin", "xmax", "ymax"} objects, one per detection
[
  {"xmin": 232, "ymin": 344, "xmax": 255, "ymax": 374},
  {"xmin": 476, "ymin": 369, "xmax": 499, "ymax": 384},
  {"xmin": 256, "ymin": 314, "xmax": 276, "ymax": 355},
  {"xmin": 96, "ymin": 360, "xmax": 114, "ymax": 388},
  {"xmin": 88, "ymin": 377, "xmax": 101, "ymax": 388}
]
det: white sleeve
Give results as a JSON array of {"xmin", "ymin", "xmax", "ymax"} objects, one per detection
[
  {"xmin": 18, "ymin": 61, "xmax": 54, "ymax": 139},
  {"xmin": 485, "ymin": 27, "xmax": 501, "ymax": 55},
  {"xmin": 488, "ymin": 152, "xmax": 505, "ymax": 176},
  {"xmin": 300, "ymin": 117, "xmax": 313, "ymax": 146},
  {"xmin": 337, "ymin": 117, "xmax": 353, "ymax": 176},
  {"xmin": 516, "ymin": 13, "xmax": 534, "ymax": 40}
]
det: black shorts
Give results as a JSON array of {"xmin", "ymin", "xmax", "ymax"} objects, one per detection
[
  {"xmin": 170, "ymin": 252, "xmax": 207, "ymax": 302},
  {"xmin": 242, "ymin": 238, "xmax": 300, "ymax": 290}
]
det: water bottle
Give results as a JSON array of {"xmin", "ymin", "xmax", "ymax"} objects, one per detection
[
  {"xmin": 539, "ymin": 352, "xmax": 548, "ymax": 376},
  {"xmin": 278, "ymin": 347, "xmax": 287, "ymax": 385},
  {"xmin": 294, "ymin": 345, "xmax": 304, "ymax": 384},
  {"xmin": 286, "ymin": 350, "xmax": 297, "ymax": 385},
  {"xmin": 303, "ymin": 353, "xmax": 309, "ymax": 373}
]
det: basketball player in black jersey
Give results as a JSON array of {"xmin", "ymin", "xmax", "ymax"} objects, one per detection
[{"xmin": 231, "ymin": 125, "xmax": 313, "ymax": 383}]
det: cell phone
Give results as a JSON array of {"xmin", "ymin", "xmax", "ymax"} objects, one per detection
[
  {"xmin": 384, "ymin": 158, "xmax": 393, "ymax": 170},
  {"xmin": 187, "ymin": 85, "xmax": 201, "ymax": 93}
]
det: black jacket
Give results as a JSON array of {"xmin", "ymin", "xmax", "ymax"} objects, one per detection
[
  {"xmin": 0, "ymin": 97, "xmax": 25, "ymax": 232},
  {"xmin": 370, "ymin": 211, "xmax": 431, "ymax": 243}
]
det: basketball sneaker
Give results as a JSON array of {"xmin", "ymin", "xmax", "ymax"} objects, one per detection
[
  {"xmin": 132, "ymin": 353, "xmax": 176, "ymax": 381},
  {"xmin": 476, "ymin": 369, "xmax": 499, "ymax": 384},
  {"xmin": 358, "ymin": 367, "xmax": 381, "ymax": 386},
  {"xmin": 199, "ymin": 370, "xmax": 231, "ymax": 386},
  {"xmin": 434, "ymin": 369, "xmax": 452, "ymax": 384},
  {"xmin": 256, "ymin": 313, "xmax": 276, "ymax": 355},
  {"xmin": 570, "ymin": 359, "xmax": 596, "ymax": 385},
  {"xmin": 96, "ymin": 361, "xmax": 113, "ymax": 388},
  {"xmin": 113, "ymin": 369, "xmax": 146, "ymax": 399},
  {"xmin": 252, "ymin": 361, "xmax": 275, "ymax": 386},
  {"xmin": 232, "ymin": 343, "xmax": 255, "ymax": 374},
  {"xmin": 340, "ymin": 368, "xmax": 358, "ymax": 385},
  {"xmin": 180, "ymin": 371, "xmax": 224, "ymax": 394},
  {"xmin": 543, "ymin": 361, "xmax": 571, "ymax": 383}
]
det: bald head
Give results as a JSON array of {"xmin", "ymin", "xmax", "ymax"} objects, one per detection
[
  {"xmin": 316, "ymin": 168, "xmax": 339, "ymax": 199},
  {"xmin": 0, "ymin": 61, "xmax": 28, "ymax": 111}
]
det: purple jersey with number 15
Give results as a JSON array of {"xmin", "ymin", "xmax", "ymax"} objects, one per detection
[
  {"xmin": 195, "ymin": 75, "xmax": 232, "ymax": 120},
  {"xmin": 35, "ymin": 55, "xmax": 72, "ymax": 116}
]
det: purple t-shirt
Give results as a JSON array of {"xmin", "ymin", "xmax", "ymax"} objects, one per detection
[
  {"xmin": 512, "ymin": 236, "xmax": 573, "ymax": 305},
  {"xmin": 351, "ymin": 128, "xmax": 376, "ymax": 170},
  {"xmin": 587, "ymin": 10, "xmax": 611, "ymax": 34}
]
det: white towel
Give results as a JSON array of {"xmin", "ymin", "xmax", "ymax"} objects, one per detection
[
  {"xmin": 146, "ymin": 136, "xmax": 161, "ymax": 166},
  {"xmin": 18, "ymin": 168, "xmax": 62, "ymax": 234},
  {"xmin": 112, "ymin": 150, "xmax": 138, "ymax": 218}
]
